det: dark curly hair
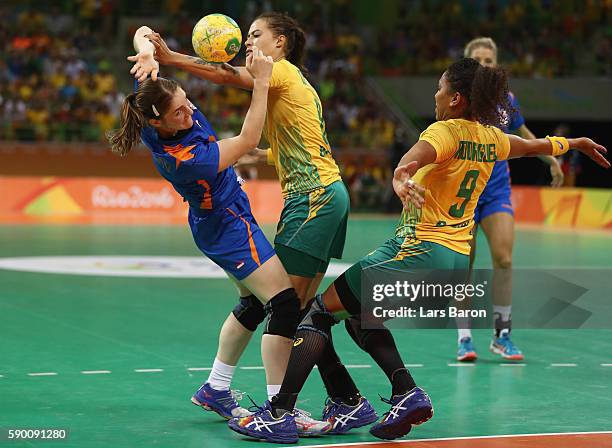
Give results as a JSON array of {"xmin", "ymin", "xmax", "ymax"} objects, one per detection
[{"xmin": 445, "ymin": 58, "xmax": 510, "ymax": 127}]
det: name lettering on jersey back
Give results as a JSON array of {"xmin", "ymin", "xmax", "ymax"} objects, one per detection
[{"xmin": 454, "ymin": 141, "xmax": 497, "ymax": 163}]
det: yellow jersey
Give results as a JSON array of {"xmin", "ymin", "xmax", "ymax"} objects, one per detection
[
  {"xmin": 396, "ymin": 119, "xmax": 511, "ymax": 255},
  {"xmin": 264, "ymin": 59, "xmax": 342, "ymax": 198}
]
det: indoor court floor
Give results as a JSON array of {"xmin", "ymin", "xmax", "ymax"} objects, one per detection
[{"xmin": 1, "ymin": 218, "xmax": 611, "ymax": 447}]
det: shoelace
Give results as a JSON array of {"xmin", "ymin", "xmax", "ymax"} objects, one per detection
[
  {"xmin": 246, "ymin": 394, "xmax": 266, "ymax": 414},
  {"xmin": 378, "ymin": 394, "xmax": 395, "ymax": 421}
]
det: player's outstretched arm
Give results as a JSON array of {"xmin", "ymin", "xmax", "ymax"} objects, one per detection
[
  {"xmin": 216, "ymin": 47, "xmax": 272, "ymax": 172},
  {"xmin": 507, "ymin": 134, "xmax": 610, "ymax": 169},
  {"xmin": 145, "ymin": 32, "xmax": 255, "ymax": 90},
  {"xmin": 517, "ymin": 124, "xmax": 564, "ymax": 187}
]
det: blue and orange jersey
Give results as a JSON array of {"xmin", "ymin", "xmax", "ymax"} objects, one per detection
[{"xmin": 140, "ymin": 103, "xmax": 243, "ymax": 217}]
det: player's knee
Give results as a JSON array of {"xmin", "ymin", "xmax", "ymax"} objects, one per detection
[
  {"xmin": 232, "ymin": 294, "xmax": 266, "ymax": 332},
  {"xmin": 263, "ymin": 288, "xmax": 301, "ymax": 339},
  {"xmin": 493, "ymin": 255, "xmax": 512, "ymax": 269},
  {"xmin": 297, "ymin": 294, "xmax": 337, "ymax": 340}
]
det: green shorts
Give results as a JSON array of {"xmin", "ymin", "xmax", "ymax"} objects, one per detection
[
  {"xmin": 343, "ymin": 237, "xmax": 469, "ymax": 302},
  {"xmin": 275, "ymin": 181, "xmax": 350, "ymax": 277}
]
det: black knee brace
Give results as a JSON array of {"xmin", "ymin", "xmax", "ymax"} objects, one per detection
[
  {"xmin": 297, "ymin": 294, "xmax": 338, "ymax": 340},
  {"xmin": 232, "ymin": 294, "xmax": 266, "ymax": 332},
  {"xmin": 263, "ymin": 288, "xmax": 301, "ymax": 339}
]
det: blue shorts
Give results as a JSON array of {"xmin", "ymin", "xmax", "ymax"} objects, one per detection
[
  {"xmin": 474, "ymin": 161, "xmax": 514, "ymax": 224},
  {"xmin": 188, "ymin": 190, "xmax": 275, "ymax": 280}
]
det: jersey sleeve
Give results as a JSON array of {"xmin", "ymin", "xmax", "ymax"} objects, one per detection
[
  {"xmin": 269, "ymin": 61, "xmax": 288, "ymax": 91},
  {"xmin": 493, "ymin": 127, "xmax": 511, "ymax": 161},
  {"xmin": 176, "ymin": 141, "xmax": 220, "ymax": 183},
  {"xmin": 507, "ymin": 92, "xmax": 525, "ymax": 132},
  {"xmin": 418, "ymin": 121, "xmax": 460, "ymax": 163}
]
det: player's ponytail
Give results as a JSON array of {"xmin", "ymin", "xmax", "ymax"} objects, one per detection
[
  {"xmin": 257, "ymin": 12, "xmax": 307, "ymax": 73},
  {"xmin": 445, "ymin": 58, "xmax": 510, "ymax": 127},
  {"xmin": 107, "ymin": 77, "xmax": 179, "ymax": 156},
  {"xmin": 108, "ymin": 93, "xmax": 146, "ymax": 156}
]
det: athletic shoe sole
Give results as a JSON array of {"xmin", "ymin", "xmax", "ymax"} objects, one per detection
[
  {"xmin": 191, "ymin": 396, "xmax": 231, "ymax": 420},
  {"xmin": 369, "ymin": 405, "xmax": 434, "ymax": 440},
  {"xmin": 228, "ymin": 419, "xmax": 298, "ymax": 444},
  {"xmin": 457, "ymin": 351, "xmax": 478, "ymax": 362}
]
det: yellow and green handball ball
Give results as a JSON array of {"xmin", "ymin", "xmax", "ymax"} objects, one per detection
[{"xmin": 192, "ymin": 13, "xmax": 242, "ymax": 63}]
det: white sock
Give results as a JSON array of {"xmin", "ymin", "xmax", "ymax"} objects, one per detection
[
  {"xmin": 267, "ymin": 384, "xmax": 281, "ymax": 400},
  {"xmin": 458, "ymin": 328, "xmax": 472, "ymax": 342},
  {"xmin": 493, "ymin": 305, "xmax": 512, "ymax": 322},
  {"xmin": 207, "ymin": 358, "xmax": 235, "ymax": 391}
]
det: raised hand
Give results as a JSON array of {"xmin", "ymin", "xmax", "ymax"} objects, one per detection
[
  {"xmin": 245, "ymin": 46, "xmax": 273, "ymax": 81},
  {"xmin": 127, "ymin": 51, "xmax": 159, "ymax": 82},
  {"xmin": 145, "ymin": 32, "xmax": 175, "ymax": 66}
]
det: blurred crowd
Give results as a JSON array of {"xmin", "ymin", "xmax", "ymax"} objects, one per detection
[{"xmin": 0, "ymin": 0, "xmax": 607, "ymax": 204}]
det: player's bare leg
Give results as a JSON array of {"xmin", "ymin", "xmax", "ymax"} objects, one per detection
[{"xmin": 480, "ymin": 212, "xmax": 523, "ymax": 360}]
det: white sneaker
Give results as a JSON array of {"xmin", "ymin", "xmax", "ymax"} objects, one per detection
[{"xmin": 294, "ymin": 408, "xmax": 332, "ymax": 436}]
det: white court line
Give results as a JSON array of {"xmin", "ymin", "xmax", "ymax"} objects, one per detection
[
  {"xmin": 28, "ymin": 372, "xmax": 58, "ymax": 376},
  {"xmin": 500, "ymin": 363, "xmax": 526, "ymax": 367},
  {"xmin": 550, "ymin": 363, "xmax": 577, "ymax": 367},
  {"xmin": 404, "ymin": 364, "xmax": 424, "ymax": 367},
  {"xmin": 239, "ymin": 366, "xmax": 265, "ymax": 370},
  {"xmin": 134, "ymin": 369, "xmax": 163, "ymax": 373},
  {"xmin": 448, "ymin": 363, "xmax": 475, "ymax": 367},
  {"xmin": 81, "ymin": 370, "xmax": 111, "ymax": 375},
  {"xmin": 278, "ymin": 430, "xmax": 612, "ymax": 448},
  {"xmin": 187, "ymin": 367, "xmax": 212, "ymax": 371},
  {"xmin": 344, "ymin": 364, "xmax": 371, "ymax": 369},
  {"xmin": 601, "ymin": 364, "xmax": 612, "ymax": 367}
]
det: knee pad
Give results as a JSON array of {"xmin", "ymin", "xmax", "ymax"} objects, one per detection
[
  {"xmin": 263, "ymin": 288, "xmax": 301, "ymax": 339},
  {"xmin": 232, "ymin": 294, "xmax": 266, "ymax": 332},
  {"xmin": 297, "ymin": 294, "xmax": 337, "ymax": 340}
]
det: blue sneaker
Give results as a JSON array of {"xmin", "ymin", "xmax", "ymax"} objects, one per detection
[
  {"xmin": 490, "ymin": 331, "xmax": 523, "ymax": 361},
  {"xmin": 228, "ymin": 400, "xmax": 298, "ymax": 444},
  {"xmin": 322, "ymin": 396, "xmax": 378, "ymax": 434},
  {"xmin": 369, "ymin": 387, "xmax": 434, "ymax": 440},
  {"xmin": 457, "ymin": 337, "xmax": 478, "ymax": 362},
  {"xmin": 191, "ymin": 383, "xmax": 251, "ymax": 420}
]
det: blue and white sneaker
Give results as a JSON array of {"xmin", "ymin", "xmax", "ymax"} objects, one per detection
[
  {"xmin": 191, "ymin": 383, "xmax": 251, "ymax": 420},
  {"xmin": 490, "ymin": 332, "xmax": 524, "ymax": 361},
  {"xmin": 457, "ymin": 337, "xmax": 478, "ymax": 362},
  {"xmin": 228, "ymin": 400, "xmax": 298, "ymax": 444},
  {"xmin": 322, "ymin": 396, "xmax": 378, "ymax": 434},
  {"xmin": 369, "ymin": 387, "xmax": 433, "ymax": 440}
]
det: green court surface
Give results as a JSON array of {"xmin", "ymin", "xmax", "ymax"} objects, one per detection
[{"xmin": 0, "ymin": 219, "xmax": 611, "ymax": 447}]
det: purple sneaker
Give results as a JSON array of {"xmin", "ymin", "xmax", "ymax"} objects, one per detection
[
  {"xmin": 228, "ymin": 400, "xmax": 298, "ymax": 444},
  {"xmin": 322, "ymin": 396, "xmax": 378, "ymax": 434},
  {"xmin": 191, "ymin": 383, "xmax": 251, "ymax": 420},
  {"xmin": 369, "ymin": 387, "xmax": 433, "ymax": 440}
]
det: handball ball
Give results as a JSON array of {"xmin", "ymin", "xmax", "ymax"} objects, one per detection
[{"xmin": 192, "ymin": 14, "xmax": 242, "ymax": 63}]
